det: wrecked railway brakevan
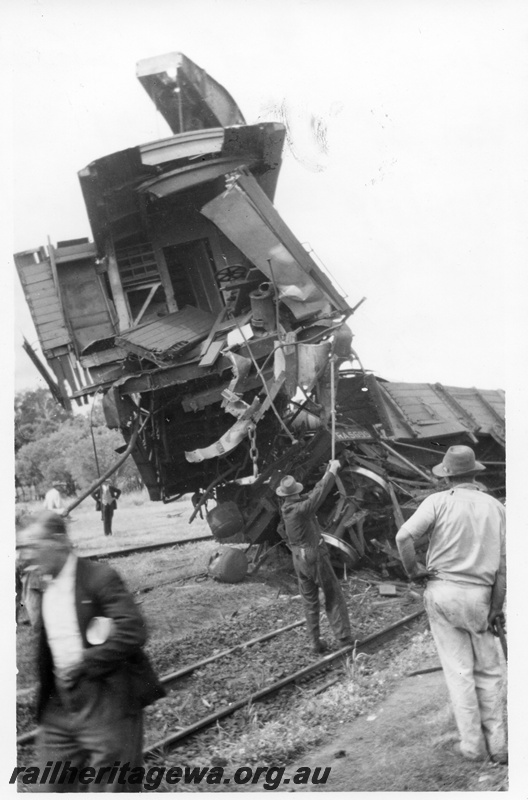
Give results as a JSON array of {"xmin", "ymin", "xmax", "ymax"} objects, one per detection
[{"xmin": 15, "ymin": 52, "xmax": 505, "ymax": 574}]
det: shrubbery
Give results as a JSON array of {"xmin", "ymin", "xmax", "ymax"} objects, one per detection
[{"xmin": 15, "ymin": 389, "xmax": 141, "ymax": 495}]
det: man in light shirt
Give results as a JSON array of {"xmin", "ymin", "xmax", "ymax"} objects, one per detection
[
  {"xmin": 17, "ymin": 512, "xmax": 165, "ymax": 792},
  {"xmin": 43, "ymin": 482, "xmax": 64, "ymax": 512},
  {"xmin": 396, "ymin": 445, "xmax": 507, "ymax": 765}
]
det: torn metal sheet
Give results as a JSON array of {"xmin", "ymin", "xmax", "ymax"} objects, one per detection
[
  {"xmin": 297, "ymin": 341, "xmax": 332, "ymax": 392},
  {"xmin": 201, "ymin": 170, "xmax": 350, "ymax": 319},
  {"xmin": 221, "ymin": 390, "xmax": 254, "ymax": 419},
  {"xmin": 136, "ymin": 52, "xmax": 246, "ymax": 134},
  {"xmin": 138, "ymin": 156, "xmax": 256, "ymax": 199},
  {"xmin": 185, "ymin": 397, "xmax": 261, "ymax": 462},
  {"xmin": 222, "ymin": 352, "xmax": 253, "ymax": 400}
]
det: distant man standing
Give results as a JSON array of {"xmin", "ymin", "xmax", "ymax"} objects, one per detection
[
  {"xmin": 92, "ymin": 481, "xmax": 121, "ymax": 536},
  {"xmin": 276, "ymin": 459, "xmax": 353, "ymax": 653},
  {"xmin": 396, "ymin": 445, "xmax": 507, "ymax": 764},
  {"xmin": 17, "ymin": 511, "xmax": 165, "ymax": 792},
  {"xmin": 44, "ymin": 482, "xmax": 64, "ymax": 512}
]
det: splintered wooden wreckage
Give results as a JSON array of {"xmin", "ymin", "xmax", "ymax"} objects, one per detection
[{"xmin": 15, "ymin": 52, "xmax": 505, "ymax": 574}]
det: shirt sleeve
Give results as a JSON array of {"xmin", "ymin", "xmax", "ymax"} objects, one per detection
[
  {"xmin": 397, "ymin": 494, "xmax": 437, "ymax": 543},
  {"xmin": 297, "ymin": 472, "xmax": 335, "ymax": 516},
  {"xmin": 80, "ymin": 567, "xmax": 147, "ymax": 678}
]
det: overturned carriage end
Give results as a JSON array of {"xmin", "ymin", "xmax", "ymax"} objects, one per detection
[{"xmin": 136, "ymin": 52, "xmax": 246, "ymax": 135}]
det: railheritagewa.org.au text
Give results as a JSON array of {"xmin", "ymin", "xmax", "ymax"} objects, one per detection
[{"xmin": 10, "ymin": 761, "xmax": 331, "ymax": 791}]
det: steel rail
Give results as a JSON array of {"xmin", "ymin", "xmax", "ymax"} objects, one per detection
[
  {"xmin": 16, "ymin": 730, "xmax": 36, "ymax": 746},
  {"xmin": 17, "ymin": 618, "xmax": 308, "ymax": 747},
  {"xmin": 144, "ymin": 608, "xmax": 425, "ymax": 757},
  {"xmin": 85, "ymin": 535, "xmax": 214, "ymax": 561},
  {"xmin": 160, "ymin": 618, "xmax": 306, "ymax": 687},
  {"xmin": 16, "ymin": 609, "xmax": 424, "ymax": 750}
]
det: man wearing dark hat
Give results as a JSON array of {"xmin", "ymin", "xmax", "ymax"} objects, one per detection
[
  {"xmin": 396, "ymin": 445, "xmax": 507, "ymax": 764},
  {"xmin": 91, "ymin": 480, "xmax": 121, "ymax": 536},
  {"xmin": 17, "ymin": 511, "xmax": 165, "ymax": 791},
  {"xmin": 276, "ymin": 459, "xmax": 353, "ymax": 654}
]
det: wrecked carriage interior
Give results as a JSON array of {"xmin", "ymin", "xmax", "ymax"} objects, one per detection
[{"xmin": 15, "ymin": 52, "xmax": 505, "ymax": 577}]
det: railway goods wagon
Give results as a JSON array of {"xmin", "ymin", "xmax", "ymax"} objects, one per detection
[{"xmin": 15, "ymin": 53, "xmax": 505, "ymax": 574}]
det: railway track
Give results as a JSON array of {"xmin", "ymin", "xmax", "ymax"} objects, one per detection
[
  {"xmin": 17, "ymin": 605, "xmax": 425, "ymax": 753},
  {"xmin": 145, "ymin": 608, "xmax": 424, "ymax": 757},
  {"xmin": 81, "ymin": 534, "xmax": 214, "ymax": 561}
]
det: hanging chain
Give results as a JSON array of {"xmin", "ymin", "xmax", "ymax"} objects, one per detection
[{"xmin": 248, "ymin": 423, "xmax": 259, "ymax": 479}]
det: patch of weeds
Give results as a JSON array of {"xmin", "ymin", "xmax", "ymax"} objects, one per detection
[{"xmin": 187, "ymin": 630, "xmax": 435, "ymax": 768}]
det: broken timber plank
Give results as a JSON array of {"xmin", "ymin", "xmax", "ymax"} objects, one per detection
[{"xmin": 198, "ymin": 339, "xmax": 226, "ymax": 367}]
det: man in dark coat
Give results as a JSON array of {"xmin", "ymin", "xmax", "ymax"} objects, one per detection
[
  {"xmin": 276, "ymin": 459, "xmax": 353, "ymax": 653},
  {"xmin": 17, "ymin": 511, "xmax": 165, "ymax": 792},
  {"xmin": 91, "ymin": 481, "xmax": 121, "ymax": 536}
]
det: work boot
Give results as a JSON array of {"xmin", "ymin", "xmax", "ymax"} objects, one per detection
[
  {"xmin": 312, "ymin": 638, "xmax": 329, "ymax": 655},
  {"xmin": 338, "ymin": 636, "xmax": 355, "ymax": 648},
  {"xmin": 452, "ymin": 743, "xmax": 487, "ymax": 762}
]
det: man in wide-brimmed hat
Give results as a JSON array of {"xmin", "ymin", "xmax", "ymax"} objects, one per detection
[
  {"xmin": 276, "ymin": 459, "xmax": 353, "ymax": 654},
  {"xmin": 17, "ymin": 511, "xmax": 165, "ymax": 791},
  {"xmin": 396, "ymin": 445, "xmax": 507, "ymax": 764}
]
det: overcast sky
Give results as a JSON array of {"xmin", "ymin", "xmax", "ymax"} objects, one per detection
[{"xmin": 4, "ymin": 0, "xmax": 526, "ymax": 394}]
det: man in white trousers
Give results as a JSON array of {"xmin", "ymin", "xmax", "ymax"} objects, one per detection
[{"xmin": 396, "ymin": 445, "xmax": 507, "ymax": 764}]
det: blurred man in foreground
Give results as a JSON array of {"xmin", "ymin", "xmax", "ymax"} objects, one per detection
[
  {"xmin": 396, "ymin": 445, "xmax": 507, "ymax": 764},
  {"xmin": 18, "ymin": 511, "xmax": 165, "ymax": 792}
]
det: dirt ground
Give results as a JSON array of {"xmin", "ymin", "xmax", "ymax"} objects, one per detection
[
  {"xmin": 16, "ymin": 495, "xmax": 510, "ymax": 792},
  {"xmin": 278, "ymin": 670, "xmax": 506, "ymax": 792}
]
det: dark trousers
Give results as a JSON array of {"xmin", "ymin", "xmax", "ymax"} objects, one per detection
[
  {"xmin": 102, "ymin": 505, "xmax": 114, "ymax": 536},
  {"xmin": 292, "ymin": 543, "xmax": 351, "ymax": 645},
  {"xmin": 37, "ymin": 687, "xmax": 143, "ymax": 793}
]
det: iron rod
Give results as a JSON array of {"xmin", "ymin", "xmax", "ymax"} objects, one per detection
[
  {"xmin": 62, "ymin": 418, "xmax": 140, "ymax": 516},
  {"xmin": 389, "ymin": 440, "xmax": 505, "ymax": 464},
  {"xmin": 379, "ymin": 440, "xmax": 436, "ymax": 484},
  {"xmin": 330, "ymin": 355, "xmax": 336, "ymax": 460}
]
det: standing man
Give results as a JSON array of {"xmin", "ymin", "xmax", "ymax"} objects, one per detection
[
  {"xmin": 17, "ymin": 511, "xmax": 165, "ymax": 792},
  {"xmin": 276, "ymin": 459, "xmax": 353, "ymax": 654},
  {"xmin": 92, "ymin": 481, "xmax": 121, "ymax": 536},
  {"xmin": 395, "ymin": 445, "xmax": 507, "ymax": 764},
  {"xmin": 44, "ymin": 482, "xmax": 64, "ymax": 512}
]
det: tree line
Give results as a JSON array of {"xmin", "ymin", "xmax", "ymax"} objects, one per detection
[{"xmin": 15, "ymin": 388, "xmax": 141, "ymax": 497}]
